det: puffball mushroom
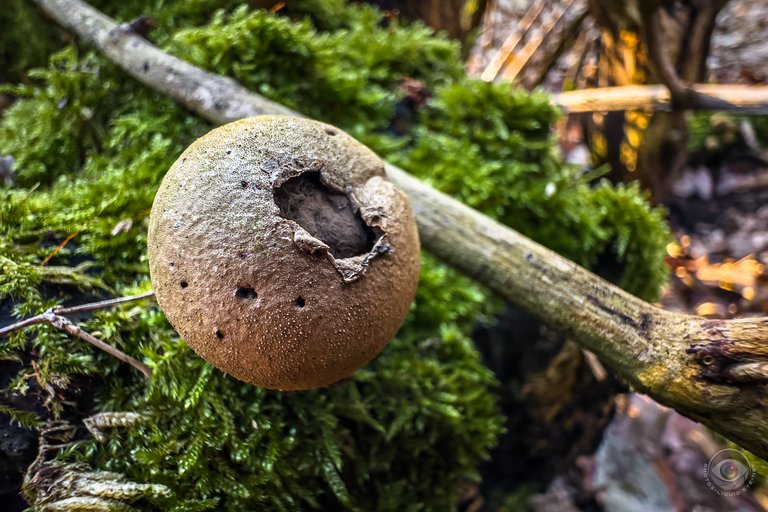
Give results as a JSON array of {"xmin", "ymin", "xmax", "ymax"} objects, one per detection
[{"xmin": 147, "ymin": 116, "xmax": 420, "ymax": 390}]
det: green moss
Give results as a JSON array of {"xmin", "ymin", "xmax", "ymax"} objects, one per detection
[
  {"xmin": 167, "ymin": 5, "xmax": 461, "ymax": 130},
  {"xmin": 0, "ymin": 0, "xmax": 672, "ymax": 509},
  {"xmin": 0, "ymin": 51, "xmax": 112, "ymax": 185},
  {"xmin": 72, "ymin": 315, "xmax": 499, "ymax": 511}
]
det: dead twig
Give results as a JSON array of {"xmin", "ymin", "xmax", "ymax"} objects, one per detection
[
  {"xmin": 54, "ymin": 290, "xmax": 155, "ymax": 315},
  {"xmin": 527, "ymin": 9, "xmax": 589, "ymax": 89},
  {"xmin": 0, "ymin": 291, "xmax": 155, "ymax": 379}
]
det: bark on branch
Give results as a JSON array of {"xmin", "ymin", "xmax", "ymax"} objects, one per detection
[{"xmin": 33, "ymin": 0, "xmax": 768, "ymax": 459}]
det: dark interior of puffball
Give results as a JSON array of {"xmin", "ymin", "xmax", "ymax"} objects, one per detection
[{"xmin": 273, "ymin": 171, "xmax": 376, "ymax": 258}]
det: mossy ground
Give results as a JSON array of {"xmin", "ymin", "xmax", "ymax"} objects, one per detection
[{"xmin": 0, "ymin": 1, "xmax": 670, "ymax": 510}]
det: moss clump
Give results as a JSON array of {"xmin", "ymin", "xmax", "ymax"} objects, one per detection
[
  {"xmin": 167, "ymin": 4, "xmax": 462, "ymax": 130},
  {"xmin": 74, "ymin": 309, "xmax": 499, "ymax": 511},
  {"xmin": 0, "ymin": 0, "xmax": 671, "ymax": 509}
]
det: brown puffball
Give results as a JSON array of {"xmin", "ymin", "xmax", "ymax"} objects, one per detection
[{"xmin": 147, "ymin": 116, "xmax": 420, "ymax": 390}]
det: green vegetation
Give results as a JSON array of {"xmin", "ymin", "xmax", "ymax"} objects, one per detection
[
  {"xmin": 688, "ymin": 111, "xmax": 768, "ymax": 152},
  {"xmin": 0, "ymin": 1, "xmax": 671, "ymax": 509}
]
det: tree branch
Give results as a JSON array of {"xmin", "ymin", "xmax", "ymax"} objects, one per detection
[
  {"xmin": 32, "ymin": 0, "xmax": 768, "ymax": 458},
  {"xmin": 1, "ymin": 292, "xmax": 154, "ymax": 379}
]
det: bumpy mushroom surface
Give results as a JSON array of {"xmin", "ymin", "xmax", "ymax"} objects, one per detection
[{"xmin": 148, "ymin": 116, "xmax": 420, "ymax": 390}]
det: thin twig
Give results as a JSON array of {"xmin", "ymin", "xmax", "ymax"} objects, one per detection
[
  {"xmin": 0, "ymin": 292, "xmax": 155, "ymax": 379},
  {"xmin": 0, "ymin": 316, "xmax": 48, "ymax": 336},
  {"xmin": 52, "ymin": 313, "xmax": 152, "ymax": 379},
  {"xmin": 55, "ymin": 290, "xmax": 155, "ymax": 315},
  {"xmin": 39, "ymin": 227, "xmax": 84, "ymax": 267},
  {"xmin": 500, "ymin": 0, "xmax": 576, "ymax": 83}
]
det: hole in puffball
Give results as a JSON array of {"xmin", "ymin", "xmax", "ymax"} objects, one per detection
[
  {"xmin": 179, "ymin": 281, "xmax": 188, "ymax": 289},
  {"xmin": 273, "ymin": 172, "xmax": 375, "ymax": 258},
  {"xmin": 295, "ymin": 297, "xmax": 305, "ymax": 309},
  {"xmin": 325, "ymin": 129, "xmax": 337, "ymax": 136},
  {"xmin": 215, "ymin": 329, "xmax": 224, "ymax": 339}
]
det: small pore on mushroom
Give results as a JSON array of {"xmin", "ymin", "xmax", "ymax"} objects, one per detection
[
  {"xmin": 179, "ymin": 280, "xmax": 189, "ymax": 289},
  {"xmin": 235, "ymin": 287, "xmax": 258, "ymax": 299},
  {"xmin": 273, "ymin": 171, "xmax": 376, "ymax": 259},
  {"xmin": 295, "ymin": 297, "xmax": 305, "ymax": 309}
]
